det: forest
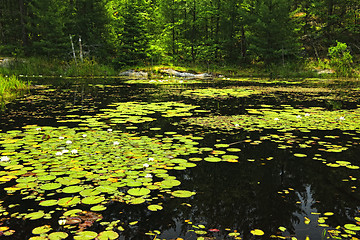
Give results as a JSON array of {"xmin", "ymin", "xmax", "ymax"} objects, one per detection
[{"xmin": 0, "ymin": 0, "xmax": 359, "ymax": 72}]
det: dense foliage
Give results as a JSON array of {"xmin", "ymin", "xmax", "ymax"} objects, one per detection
[{"xmin": 0, "ymin": 0, "xmax": 359, "ymax": 67}]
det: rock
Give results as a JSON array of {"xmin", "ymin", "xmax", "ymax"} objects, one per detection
[
  {"xmin": 315, "ymin": 69, "xmax": 335, "ymax": 75},
  {"xmin": 119, "ymin": 69, "xmax": 148, "ymax": 78},
  {"xmin": 160, "ymin": 69, "xmax": 212, "ymax": 79}
]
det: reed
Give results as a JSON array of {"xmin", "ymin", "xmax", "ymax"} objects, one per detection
[{"xmin": 0, "ymin": 75, "xmax": 30, "ymax": 103}]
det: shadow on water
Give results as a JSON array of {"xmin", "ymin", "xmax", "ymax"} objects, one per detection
[{"xmin": 1, "ymin": 77, "xmax": 360, "ymax": 239}]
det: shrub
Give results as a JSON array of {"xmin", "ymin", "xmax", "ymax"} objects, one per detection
[{"xmin": 328, "ymin": 41, "xmax": 353, "ymax": 77}]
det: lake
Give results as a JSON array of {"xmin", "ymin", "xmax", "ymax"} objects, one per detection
[{"xmin": 0, "ymin": 76, "xmax": 360, "ymax": 240}]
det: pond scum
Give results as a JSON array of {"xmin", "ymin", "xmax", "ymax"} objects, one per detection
[{"xmin": 1, "ymin": 80, "xmax": 360, "ymax": 239}]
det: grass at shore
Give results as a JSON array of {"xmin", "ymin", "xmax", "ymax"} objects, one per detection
[
  {"xmin": 1, "ymin": 56, "xmax": 358, "ymax": 79},
  {"xmin": 0, "ymin": 75, "xmax": 30, "ymax": 104}
]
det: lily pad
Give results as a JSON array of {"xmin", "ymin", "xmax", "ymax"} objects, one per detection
[
  {"xmin": 148, "ymin": 204, "xmax": 163, "ymax": 211},
  {"xmin": 48, "ymin": 232, "xmax": 69, "ymax": 240},
  {"xmin": 127, "ymin": 188, "xmax": 150, "ymax": 196},
  {"xmin": 40, "ymin": 183, "xmax": 62, "ymax": 191},
  {"xmin": 82, "ymin": 196, "xmax": 105, "ymax": 205},
  {"xmin": 25, "ymin": 211, "xmax": 45, "ymax": 220},
  {"xmin": 74, "ymin": 231, "xmax": 98, "ymax": 240},
  {"xmin": 171, "ymin": 190, "xmax": 196, "ymax": 198},
  {"xmin": 32, "ymin": 225, "xmax": 52, "ymax": 234},
  {"xmin": 98, "ymin": 231, "xmax": 119, "ymax": 240}
]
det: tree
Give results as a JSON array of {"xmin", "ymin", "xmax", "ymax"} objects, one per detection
[
  {"xmin": 26, "ymin": 0, "xmax": 69, "ymax": 57},
  {"xmin": 247, "ymin": 0, "xmax": 300, "ymax": 64},
  {"xmin": 112, "ymin": 0, "xmax": 150, "ymax": 67}
]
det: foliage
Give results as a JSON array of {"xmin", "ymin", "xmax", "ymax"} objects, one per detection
[
  {"xmin": 0, "ymin": 0, "xmax": 359, "ymax": 69},
  {"xmin": 0, "ymin": 74, "xmax": 29, "ymax": 104},
  {"xmin": 328, "ymin": 41, "xmax": 353, "ymax": 77}
]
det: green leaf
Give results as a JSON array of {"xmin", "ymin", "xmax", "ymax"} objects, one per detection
[
  {"xmin": 127, "ymin": 188, "xmax": 150, "ymax": 196},
  {"xmin": 171, "ymin": 190, "xmax": 196, "ymax": 198}
]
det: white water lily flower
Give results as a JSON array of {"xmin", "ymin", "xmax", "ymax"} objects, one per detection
[
  {"xmin": 296, "ymin": 115, "xmax": 302, "ymax": 119},
  {"xmin": 59, "ymin": 136, "xmax": 65, "ymax": 140},
  {"xmin": 62, "ymin": 149, "xmax": 69, "ymax": 154},
  {"xmin": 55, "ymin": 152, "xmax": 63, "ymax": 156},
  {"xmin": 36, "ymin": 128, "xmax": 42, "ymax": 131},
  {"xmin": 71, "ymin": 149, "xmax": 78, "ymax": 154},
  {"xmin": 58, "ymin": 219, "xmax": 66, "ymax": 225},
  {"xmin": 107, "ymin": 129, "xmax": 113, "ymax": 132},
  {"xmin": 234, "ymin": 124, "xmax": 239, "ymax": 127},
  {"xmin": 339, "ymin": 116, "xmax": 345, "ymax": 121},
  {"xmin": 148, "ymin": 157, "xmax": 154, "ymax": 161},
  {"xmin": 145, "ymin": 174, "xmax": 152, "ymax": 178},
  {"xmin": 305, "ymin": 113, "xmax": 310, "ymax": 117},
  {"xmin": 274, "ymin": 118, "xmax": 279, "ymax": 121},
  {"xmin": 0, "ymin": 156, "xmax": 10, "ymax": 162},
  {"xmin": 66, "ymin": 140, "xmax": 72, "ymax": 144},
  {"xmin": 143, "ymin": 163, "xmax": 150, "ymax": 168},
  {"xmin": 82, "ymin": 134, "xmax": 87, "ymax": 138},
  {"xmin": 113, "ymin": 141, "xmax": 120, "ymax": 146}
]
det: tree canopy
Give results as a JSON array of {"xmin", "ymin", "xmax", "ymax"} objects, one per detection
[{"xmin": 0, "ymin": 0, "xmax": 359, "ymax": 67}]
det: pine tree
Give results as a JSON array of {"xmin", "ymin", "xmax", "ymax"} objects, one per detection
[
  {"xmin": 114, "ymin": 0, "xmax": 150, "ymax": 67},
  {"xmin": 248, "ymin": 0, "xmax": 299, "ymax": 64}
]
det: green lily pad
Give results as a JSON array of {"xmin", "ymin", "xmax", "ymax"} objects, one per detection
[
  {"xmin": 62, "ymin": 185, "xmax": 84, "ymax": 194},
  {"xmin": 63, "ymin": 209, "xmax": 82, "ymax": 216},
  {"xmin": 171, "ymin": 190, "xmax": 196, "ymax": 198},
  {"xmin": 127, "ymin": 188, "xmax": 151, "ymax": 196},
  {"xmin": 74, "ymin": 231, "xmax": 98, "ymax": 240},
  {"xmin": 80, "ymin": 188, "xmax": 101, "ymax": 197},
  {"xmin": 204, "ymin": 157, "xmax": 222, "ymax": 162},
  {"xmin": 148, "ymin": 204, "xmax": 163, "ymax": 211},
  {"xmin": 294, "ymin": 153, "xmax": 307, "ymax": 158},
  {"xmin": 344, "ymin": 224, "xmax": 360, "ymax": 231},
  {"xmin": 90, "ymin": 205, "xmax": 107, "ymax": 211},
  {"xmin": 39, "ymin": 199, "xmax": 58, "ymax": 207},
  {"xmin": 32, "ymin": 225, "xmax": 52, "ymax": 234},
  {"xmin": 97, "ymin": 231, "xmax": 119, "ymax": 240},
  {"xmin": 82, "ymin": 196, "xmax": 105, "ymax": 205},
  {"xmin": 40, "ymin": 183, "xmax": 62, "ymax": 191},
  {"xmin": 25, "ymin": 211, "xmax": 45, "ymax": 220},
  {"xmin": 58, "ymin": 196, "xmax": 81, "ymax": 207},
  {"xmin": 129, "ymin": 197, "xmax": 146, "ymax": 205},
  {"xmin": 48, "ymin": 232, "xmax": 69, "ymax": 240}
]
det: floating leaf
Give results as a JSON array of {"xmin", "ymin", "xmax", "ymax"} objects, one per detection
[
  {"xmin": 62, "ymin": 185, "xmax": 84, "ymax": 194},
  {"xmin": 48, "ymin": 232, "xmax": 68, "ymax": 240},
  {"xmin": 90, "ymin": 205, "xmax": 107, "ymax": 211},
  {"xmin": 344, "ymin": 224, "xmax": 360, "ymax": 231},
  {"xmin": 74, "ymin": 231, "xmax": 98, "ymax": 240},
  {"xmin": 127, "ymin": 188, "xmax": 150, "ymax": 196},
  {"xmin": 39, "ymin": 199, "xmax": 58, "ymax": 207},
  {"xmin": 294, "ymin": 153, "xmax": 307, "ymax": 158},
  {"xmin": 82, "ymin": 196, "xmax": 105, "ymax": 205},
  {"xmin": 40, "ymin": 183, "xmax": 62, "ymax": 191},
  {"xmin": 32, "ymin": 225, "xmax": 52, "ymax": 234},
  {"xmin": 251, "ymin": 229, "xmax": 264, "ymax": 236},
  {"xmin": 97, "ymin": 231, "xmax": 119, "ymax": 240},
  {"xmin": 25, "ymin": 211, "xmax": 45, "ymax": 220},
  {"xmin": 171, "ymin": 190, "xmax": 196, "ymax": 198},
  {"xmin": 148, "ymin": 204, "xmax": 163, "ymax": 211}
]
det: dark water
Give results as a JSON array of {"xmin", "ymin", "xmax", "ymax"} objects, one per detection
[{"xmin": 1, "ymin": 77, "xmax": 360, "ymax": 240}]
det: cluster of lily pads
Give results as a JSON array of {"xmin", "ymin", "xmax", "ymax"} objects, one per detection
[
  {"xmin": 125, "ymin": 78, "xmax": 201, "ymax": 85},
  {"xmin": 0, "ymin": 121, "xmax": 202, "ymax": 239},
  {"xmin": 184, "ymin": 105, "xmax": 360, "ymax": 132},
  {"xmin": 181, "ymin": 88, "xmax": 261, "ymax": 99}
]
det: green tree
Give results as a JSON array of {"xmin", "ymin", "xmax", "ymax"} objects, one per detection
[
  {"xmin": 248, "ymin": 0, "xmax": 300, "ymax": 64},
  {"xmin": 328, "ymin": 41, "xmax": 353, "ymax": 77},
  {"xmin": 26, "ymin": 0, "xmax": 69, "ymax": 57},
  {"xmin": 112, "ymin": 0, "xmax": 150, "ymax": 67}
]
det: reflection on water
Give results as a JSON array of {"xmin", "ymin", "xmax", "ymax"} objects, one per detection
[{"xmin": 1, "ymin": 77, "xmax": 360, "ymax": 239}]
